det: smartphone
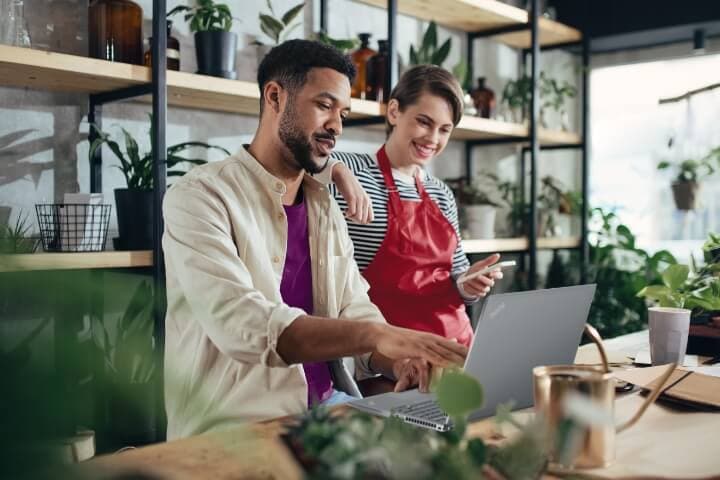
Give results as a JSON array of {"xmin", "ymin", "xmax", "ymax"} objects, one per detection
[{"xmin": 457, "ymin": 260, "xmax": 517, "ymax": 285}]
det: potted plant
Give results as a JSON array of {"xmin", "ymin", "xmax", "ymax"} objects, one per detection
[
  {"xmin": 0, "ymin": 210, "xmax": 39, "ymax": 254},
  {"xmin": 250, "ymin": 0, "xmax": 304, "ymax": 65},
  {"xmin": 501, "ymin": 72, "xmax": 576, "ymax": 127},
  {"xmin": 538, "ymin": 175, "xmax": 578, "ymax": 237},
  {"xmin": 538, "ymin": 72, "xmax": 576, "ymax": 130},
  {"xmin": 89, "ymin": 115, "xmax": 230, "ymax": 250},
  {"xmin": 314, "ymin": 31, "xmax": 359, "ymax": 54},
  {"xmin": 408, "ymin": 21, "xmax": 468, "ymax": 89},
  {"xmin": 657, "ymin": 145, "xmax": 719, "ymax": 211},
  {"xmin": 92, "ymin": 281, "xmax": 157, "ymax": 446},
  {"xmin": 169, "ymin": 0, "xmax": 237, "ymax": 79},
  {"xmin": 447, "ymin": 174, "xmax": 503, "ymax": 239}
]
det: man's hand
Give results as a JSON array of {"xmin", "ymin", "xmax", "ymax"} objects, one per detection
[
  {"xmin": 331, "ymin": 162, "xmax": 374, "ymax": 224},
  {"xmin": 392, "ymin": 358, "xmax": 431, "ymax": 392},
  {"xmin": 461, "ymin": 253, "xmax": 504, "ymax": 297},
  {"xmin": 373, "ymin": 323, "xmax": 467, "ymax": 368}
]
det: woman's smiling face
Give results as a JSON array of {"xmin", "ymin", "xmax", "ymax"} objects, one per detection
[{"xmin": 386, "ymin": 92, "xmax": 455, "ymax": 167}]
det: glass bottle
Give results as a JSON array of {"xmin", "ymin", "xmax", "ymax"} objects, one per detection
[
  {"xmin": 365, "ymin": 40, "xmax": 389, "ymax": 103},
  {"xmin": 0, "ymin": 0, "xmax": 31, "ymax": 47},
  {"xmin": 88, "ymin": 0, "xmax": 143, "ymax": 65},
  {"xmin": 470, "ymin": 77, "xmax": 496, "ymax": 119},
  {"xmin": 350, "ymin": 33, "xmax": 376, "ymax": 99},
  {"xmin": 144, "ymin": 20, "xmax": 180, "ymax": 71}
]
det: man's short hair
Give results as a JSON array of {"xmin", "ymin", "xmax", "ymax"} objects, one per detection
[{"xmin": 257, "ymin": 39, "xmax": 357, "ymax": 113}]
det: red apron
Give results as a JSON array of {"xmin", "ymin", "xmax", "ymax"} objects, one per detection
[{"xmin": 362, "ymin": 146, "xmax": 473, "ymax": 347}]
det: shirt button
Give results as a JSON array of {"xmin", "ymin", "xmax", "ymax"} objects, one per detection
[
  {"xmin": 275, "ymin": 182, "xmax": 284, "ymax": 192},
  {"xmin": 319, "ymin": 259, "xmax": 324, "ymax": 267},
  {"xmin": 277, "ymin": 212, "xmax": 284, "ymax": 221},
  {"xmin": 273, "ymin": 256, "xmax": 280, "ymax": 263}
]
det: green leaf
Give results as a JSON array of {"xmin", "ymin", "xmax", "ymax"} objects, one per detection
[
  {"xmin": 435, "ymin": 370, "xmax": 483, "ymax": 418},
  {"xmin": 281, "ymin": 2, "xmax": 304, "ymax": 26},
  {"xmin": 452, "ymin": 60, "xmax": 468, "ymax": 89},
  {"xmin": 467, "ymin": 438, "xmax": 487, "ymax": 466},
  {"xmin": 409, "ymin": 44, "xmax": 419, "ymax": 65},
  {"xmin": 662, "ymin": 264, "xmax": 689, "ymax": 291},
  {"xmin": 265, "ymin": 0, "xmax": 276, "ymax": 17},
  {"xmin": 637, "ymin": 285, "xmax": 671, "ymax": 301},
  {"xmin": 431, "ymin": 38, "xmax": 451, "ymax": 66},
  {"xmin": 260, "ymin": 14, "xmax": 283, "ymax": 43},
  {"xmin": 167, "ymin": 5, "xmax": 190, "ymax": 17},
  {"xmin": 422, "ymin": 21, "xmax": 438, "ymax": 52}
]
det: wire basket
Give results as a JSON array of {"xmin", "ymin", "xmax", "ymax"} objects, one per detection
[{"xmin": 35, "ymin": 204, "xmax": 111, "ymax": 252}]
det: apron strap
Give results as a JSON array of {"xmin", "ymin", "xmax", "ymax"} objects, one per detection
[{"xmin": 376, "ymin": 145, "xmax": 433, "ymax": 211}]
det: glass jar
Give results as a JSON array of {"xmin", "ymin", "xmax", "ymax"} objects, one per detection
[
  {"xmin": 0, "ymin": 0, "xmax": 31, "ymax": 47},
  {"xmin": 88, "ymin": 0, "xmax": 143, "ymax": 65},
  {"xmin": 365, "ymin": 40, "xmax": 389, "ymax": 103},
  {"xmin": 144, "ymin": 20, "xmax": 180, "ymax": 71},
  {"xmin": 350, "ymin": 33, "xmax": 376, "ymax": 99},
  {"xmin": 470, "ymin": 77, "xmax": 496, "ymax": 119}
]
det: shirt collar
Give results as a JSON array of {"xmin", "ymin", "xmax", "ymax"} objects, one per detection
[{"xmin": 234, "ymin": 146, "xmax": 330, "ymax": 199}]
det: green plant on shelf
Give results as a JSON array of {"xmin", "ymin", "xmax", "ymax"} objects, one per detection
[
  {"xmin": 501, "ymin": 72, "xmax": 576, "ymax": 125},
  {"xmin": 168, "ymin": 0, "xmax": 233, "ymax": 33},
  {"xmin": 702, "ymin": 232, "xmax": 720, "ymax": 263},
  {"xmin": 538, "ymin": 175, "xmax": 580, "ymax": 237},
  {"xmin": 0, "ymin": 210, "xmax": 38, "ymax": 254},
  {"xmin": 408, "ymin": 21, "xmax": 469, "ymax": 90},
  {"xmin": 89, "ymin": 114, "xmax": 231, "ymax": 191},
  {"xmin": 256, "ymin": 0, "xmax": 305, "ymax": 45},
  {"xmin": 314, "ymin": 31, "xmax": 359, "ymax": 54}
]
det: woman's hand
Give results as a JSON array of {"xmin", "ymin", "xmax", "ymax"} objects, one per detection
[
  {"xmin": 461, "ymin": 253, "xmax": 504, "ymax": 297},
  {"xmin": 331, "ymin": 162, "xmax": 374, "ymax": 224}
]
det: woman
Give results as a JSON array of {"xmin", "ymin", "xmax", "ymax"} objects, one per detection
[{"xmin": 326, "ymin": 65, "xmax": 503, "ymax": 347}]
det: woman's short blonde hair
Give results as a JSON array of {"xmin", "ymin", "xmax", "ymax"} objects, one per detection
[{"xmin": 386, "ymin": 64, "xmax": 464, "ymax": 136}]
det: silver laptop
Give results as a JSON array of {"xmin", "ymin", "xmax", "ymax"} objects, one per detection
[{"xmin": 348, "ymin": 284, "xmax": 597, "ymax": 431}]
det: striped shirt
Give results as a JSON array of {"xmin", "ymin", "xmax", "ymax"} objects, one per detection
[{"xmin": 328, "ymin": 151, "xmax": 477, "ymax": 304}]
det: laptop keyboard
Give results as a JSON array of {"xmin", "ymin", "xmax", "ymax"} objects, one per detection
[{"xmin": 393, "ymin": 399, "xmax": 450, "ymax": 424}]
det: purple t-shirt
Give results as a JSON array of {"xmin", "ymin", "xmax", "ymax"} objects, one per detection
[{"xmin": 280, "ymin": 192, "xmax": 333, "ymax": 406}]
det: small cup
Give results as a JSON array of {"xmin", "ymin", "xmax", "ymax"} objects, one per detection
[{"xmin": 648, "ymin": 307, "xmax": 690, "ymax": 366}]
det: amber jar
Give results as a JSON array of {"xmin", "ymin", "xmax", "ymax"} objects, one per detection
[
  {"xmin": 470, "ymin": 77, "xmax": 496, "ymax": 118},
  {"xmin": 350, "ymin": 33, "xmax": 376, "ymax": 99},
  {"xmin": 365, "ymin": 40, "xmax": 390, "ymax": 103},
  {"xmin": 89, "ymin": 0, "xmax": 143, "ymax": 65},
  {"xmin": 144, "ymin": 20, "xmax": 180, "ymax": 71}
]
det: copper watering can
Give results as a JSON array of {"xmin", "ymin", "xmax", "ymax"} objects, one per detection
[{"xmin": 533, "ymin": 324, "xmax": 676, "ymax": 470}]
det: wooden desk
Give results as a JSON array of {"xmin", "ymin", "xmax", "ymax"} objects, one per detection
[
  {"xmin": 77, "ymin": 392, "xmax": 720, "ymax": 480},
  {"xmin": 80, "ymin": 331, "xmax": 720, "ymax": 480}
]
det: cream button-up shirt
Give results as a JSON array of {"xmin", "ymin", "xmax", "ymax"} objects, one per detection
[{"xmin": 162, "ymin": 147, "xmax": 385, "ymax": 439}]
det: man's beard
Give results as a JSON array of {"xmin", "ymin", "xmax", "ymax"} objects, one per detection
[{"xmin": 278, "ymin": 101, "xmax": 329, "ymax": 175}]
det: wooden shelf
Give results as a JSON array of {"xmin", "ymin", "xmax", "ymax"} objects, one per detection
[
  {"xmin": 0, "ymin": 45, "xmax": 382, "ymax": 119},
  {"xmin": 454, "ymin": 116, "xmax": 582, "ymax": 145},
  {"xmin": 0, "ymin": 251, "xmax": 153, "ymax": 272},
  {"xmin": 354, "ymin": 0, "xmax": 581, "ymax": 48},
  {"xmin": 462, "ymin": 236, "xmax": 580, "ymax": 253},
  {"xmin": 0, "ymin": 46, "xmax": 580, "ymax": 145}
]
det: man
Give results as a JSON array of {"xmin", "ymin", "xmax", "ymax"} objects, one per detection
[{"xmin": 162, "ymin": 40, "xmax": 467, "ymax": 439}]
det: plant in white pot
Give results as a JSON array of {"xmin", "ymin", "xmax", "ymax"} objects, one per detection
[
  {"xmin": 447, "ymin": 175, "xmax": 503, "ymax": 239},
  {"xmin": 657, "ymin": 145, "xmax": 719, "ymax": 211},
  {"xmin": 169, "ymin": 0, "xmax": 238, "ymax": 79},
  {"xmin": 637, "ymin": 263, "xmax": 720, "ymax": 364}
]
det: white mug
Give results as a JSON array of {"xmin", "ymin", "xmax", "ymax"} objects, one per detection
[{"xmin": 648, "ymin": 307, "xmax": 690, "ymax": 365}]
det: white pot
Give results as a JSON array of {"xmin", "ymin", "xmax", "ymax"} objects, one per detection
[
  {"xmin": 465, "ymin": 205, "xmax": 496, "ymax": 239},
  {"xmin": 648, "ymin": 307, "xmax": 691, "ymax": 366}
]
